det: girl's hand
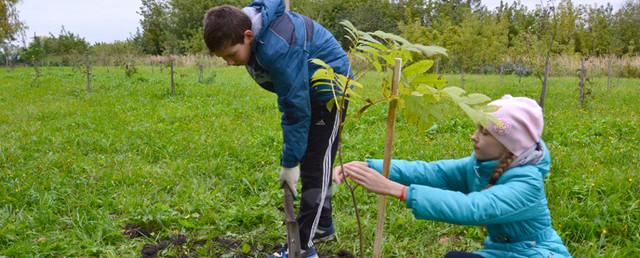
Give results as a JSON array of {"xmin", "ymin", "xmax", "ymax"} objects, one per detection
[
  {"xmin": 332, "ymin": 161, "xmax": 367, "ymax": 184},
  {"xmin": 341, "ymin": 162, "xmax": 406, "ymax": 199}
]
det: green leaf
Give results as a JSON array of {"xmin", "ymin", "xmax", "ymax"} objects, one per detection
[
  {"xmin": 411, "ymin": 74, "xmax": 447, "ymax": 89},
  {"xmin": 372, "ymin": 30, "xmax": 411, "ymax": 45},
  {"xmin": 465, "ymin": 93, "xmax": 492, "ymax": 105},
  {"xmin": 341, "ymin": 21, "xmax": 359, "ymax": 44},
  {"xmin": 379, "ymin": 53, "xmax": 396, "ymax": 67},
  {"xmin": 459, "ymin": 105, "xmax": 499, "ymax": 127},
  {"xmin": 358, "ymin": 98, "xmax": 386, "ymax": 117},
  {"xmin": 402, "ymin": 45, "xmax": 421, "ymax": 53},
  {"xmin": 398, "ymin": 81, "xmax": 413, "ymax": 96},
  {"xmin": 370, "ymin": 58, "xmax": 382, "ymax": 72},
  {"xmin": 344, "ymin": 87, "xmax": 363, "ymax": 99},
  {"xmin": 401, "ymin": 95, "xmax": 437, "ymax": 130},
  {"xmin": 442, "ymin": 87, "xmax": 465, "ymax": 98},
  {"xmin": 363, "ymin": 41, "xmax": 389, "ymax": 52},
  {"xmin": 310, "ymin": 58, "xmax": 331, "ymax": 69},
  {"xmin": 340, "ymin": 20, "xmax": 356, "ymax": 31},
  {"xmin": 346, "ymin": 78, "xmax": 364, "ymax": 89},
  {"xmin": 382, "ymin": 79, "xmax": 391, "ymax": 99},
  {"xmin": 311, "ymin": 69, "xmax": 333, "ymax": 82},
  {"xmin": 359, "ymin": 32, "xmax": 382, "ymax": 45},
  {"xmin": 403, "ymin": 60, "xmax": 434, "ymax": 78},
  {"xmin": 477, "ymin": 104, "xmax": 500, "ymax": 113},
  {"xmin": 326, "ymin": 101, "xmax": 335, "ymax": 112},
  {"xmin": 414, "ymin": 44, "xmax": 448, "ymax": 58},
  {"xmin": 356, "ymin": 45, "xmax": 379, "ymax": 55},
  {"xmin": 415, "ymin": 84, "xmax": 441, "ymax": 103},
  {"xmin": 411, "ymin": 91, "xmax": 423, "ymax": 97},
  {"xmin": 311, "ymin": 82, "xmax": 335, "ymax": 89}
]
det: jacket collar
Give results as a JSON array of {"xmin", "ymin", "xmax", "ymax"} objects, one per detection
[{"xmin": 473, "ymin": 156, "xmax": 499, "ymax": 178}]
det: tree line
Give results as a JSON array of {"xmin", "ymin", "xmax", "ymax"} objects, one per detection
[{"xmin": 2, "ymin": 0, "xmax": 639, "ymax": 77}]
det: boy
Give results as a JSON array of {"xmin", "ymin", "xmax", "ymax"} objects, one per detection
[{"xmin": 203, "ymin": 0, "xmax": 351, "ymax": 257}]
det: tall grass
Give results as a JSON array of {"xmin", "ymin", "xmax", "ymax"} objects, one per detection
[{"xmin": 0, "ymin": 66, "xmax": 638, "ymax": 257}]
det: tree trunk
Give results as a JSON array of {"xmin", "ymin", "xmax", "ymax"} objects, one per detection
[
  {"xmin": 170, "ymin": 61, "xmax": 175, "ymax": 96},
  {"xmin": 539, "ymin": 56, "xmax": 551, "ymax": 110},
  {"xmin": 86, "ymin": 53, "xmax": 92, "ymax": 94},
  {"xmin": 4, "ymin": 48, "xmax": 9, "ymax": 67},
  {"xmin": 499, "ymin": 65, "xmax": 504, "ymax": 86},
  {"xmin": 579, "ymin": 58, "xmax": 585, "ymax": 108},
  {"xmin": 435, "ymin": 59, "xmax": 440, "ymax": 74},
  {"xmin": 198, "ymin": 64, "xmax": 204, "ymax": 83},
  {"xmin": 617, "ymin": 62, "xmax": 622, "ymax": 87},
  {"xmin": 31, "ymin": 60, "xmax": 42, "ymax": 86},
  {"xmin": 607, "ymin": 57, "xmax": 612, "ymax": 89},
  {"xmin": 460, "ymin": 65, "xmax": 465, "ymax": 89}
]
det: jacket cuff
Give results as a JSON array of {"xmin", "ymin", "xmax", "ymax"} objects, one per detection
[
  {"xmin": 405, "ymin": 185, "xmax": 415, "ymax": 209},
  {"xmin": 281, "ymin": 153, "xmax": 299, "ymax": 168},
  {"xmin": 281, "ymin": 160, "xmax": 299, "ymax": 168},
  {"xmin": 282, "ymin": 165, "xmax": 300, "ymax": 173},
  {"xmin": 366, "ymin": 159, "xmax": 384, "ymax": 173}
]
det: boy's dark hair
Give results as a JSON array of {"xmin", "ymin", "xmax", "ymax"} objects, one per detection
[{"xmin": 203, "ymin": 5, "xmax": 252, "ymax": 52}]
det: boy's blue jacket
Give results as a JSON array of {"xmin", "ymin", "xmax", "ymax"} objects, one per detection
[
  {"xmin": 368, "ymin": 141, "xmax": 572, "ymax": 258},
  {"xmin": 245, "ymin": 0, "xmax": 351, "ymax": 168}
]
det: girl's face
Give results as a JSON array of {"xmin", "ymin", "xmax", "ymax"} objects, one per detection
[{"xmin": 471, "ymin": 125, "xmax": 509, "ymax": 161}]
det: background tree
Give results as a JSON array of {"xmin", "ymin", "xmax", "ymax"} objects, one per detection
[
  {"xmin": 614, "ymin": 0, "xmax": 640, "ymax": 55},
  {"xmin": 1, "ymin": 0, "xmax": 24, "ymax": 66},
  {"xmin": 137, "ymin": 0, "xmax": 171, "ymax": 55},
  {"xmin": 1, "ymin": 0, "xmax": 23, "ymax": 44}
]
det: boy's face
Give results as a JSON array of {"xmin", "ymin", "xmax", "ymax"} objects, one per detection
[
  {"xmin": 214, "ymin": 30, "xmax": 253, "ymax": 66},
  {"xmin": 471, "ymin": 125, "xmax": 509, "ymax": 161}
]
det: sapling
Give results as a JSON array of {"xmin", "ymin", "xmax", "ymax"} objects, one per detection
[{"xmin": 312, "ymin": 20, "xmax": 499, "ymax": 258}]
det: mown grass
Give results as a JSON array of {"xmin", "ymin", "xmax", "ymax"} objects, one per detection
[{"xmin": 0, "ymin": 66, "xmax": 638, "ymax": 257}]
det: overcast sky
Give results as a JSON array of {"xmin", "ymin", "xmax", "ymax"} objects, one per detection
[
  {"xmin": 17, "ymin": 0, "xmax": 143, "ymax": 45},
  {"xmin": 16, "ymin": 0, "xmax": 626, "ymax": 45}
]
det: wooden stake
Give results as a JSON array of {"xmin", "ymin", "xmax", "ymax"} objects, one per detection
[{"xmin": 373, "ymin": 58, "xmax": 402, "ymax": 258}]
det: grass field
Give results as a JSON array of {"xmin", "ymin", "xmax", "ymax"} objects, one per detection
[{"xmin": 1, "ymin": 66, "xmax": 639, "ymax": 257}]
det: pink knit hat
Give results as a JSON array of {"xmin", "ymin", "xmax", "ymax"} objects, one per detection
[{"xmin": 486, "ymin": 95, "xmax": 544, "ymax": 157}]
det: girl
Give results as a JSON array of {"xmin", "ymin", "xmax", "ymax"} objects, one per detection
[{"xmin": 334, "ymin": 95, "xmax": 571, "ymax": 258}]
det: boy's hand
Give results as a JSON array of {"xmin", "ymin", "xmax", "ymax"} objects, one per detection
[{"xmin": 280, "ymin": 166, "xmax": 300, "ymax": 196}]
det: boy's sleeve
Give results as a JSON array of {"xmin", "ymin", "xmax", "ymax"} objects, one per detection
[
  {"xmin": 404, "ymin": 168, "xmax": 547, "ymax": 225},
  {"xmin": 367, "ymin": 158, "xmax": 471, "ymax": 192},
  {"xmin": 262, "ymin": 42, "xmax": 311, "ymax": 168}
]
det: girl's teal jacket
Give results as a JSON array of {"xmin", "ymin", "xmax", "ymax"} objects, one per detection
[{"xmin": 367, "ymin": 141, "xmax": 571, "ymax": 258}]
